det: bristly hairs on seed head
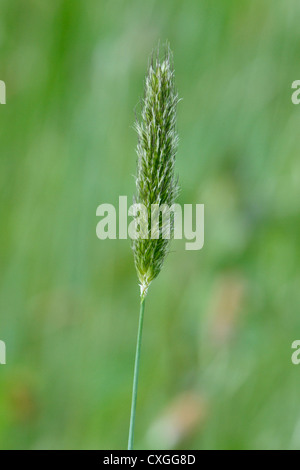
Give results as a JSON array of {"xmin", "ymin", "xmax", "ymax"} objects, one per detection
[{"xmin": 132, "ymin": 42, "xmax": 180, "ymax": 298}]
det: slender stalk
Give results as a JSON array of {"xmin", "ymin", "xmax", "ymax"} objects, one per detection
[{"xmin": 128, "ymin": 297, "xmax": 146, "ymax": 450}]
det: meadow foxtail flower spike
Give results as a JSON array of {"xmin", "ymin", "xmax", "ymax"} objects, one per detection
[{"xmin": 132, "ymin": 43, "xmax": 180, "ymax": 298}]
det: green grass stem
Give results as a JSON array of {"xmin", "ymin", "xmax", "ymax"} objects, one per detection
[{"xmin": 128, "ymin": 297, "xmax": 146, "ymax": 450}]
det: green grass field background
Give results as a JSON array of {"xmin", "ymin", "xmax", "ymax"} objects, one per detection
[{"xmin": 1, "ymin": 0, "xmax": 300, "ymax": 449}]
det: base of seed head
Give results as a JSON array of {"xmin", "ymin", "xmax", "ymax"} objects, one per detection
[{"xmin": 139, "ymin": 282, "xmax": 149, "ymax": 299}]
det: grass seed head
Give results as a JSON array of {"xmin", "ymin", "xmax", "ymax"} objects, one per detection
[{"xmin": 132, "ymin": 43, "xmax": 180, "ymax": 298}]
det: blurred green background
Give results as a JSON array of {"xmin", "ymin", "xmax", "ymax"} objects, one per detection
[{"xmin": 1, "ymin": 0, "xmax": 300, "ymax": 450}]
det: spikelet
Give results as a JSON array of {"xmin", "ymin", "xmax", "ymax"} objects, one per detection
[{"xmin": 132, "ymin": 44, "xmax": 180, "ymax": 298}]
